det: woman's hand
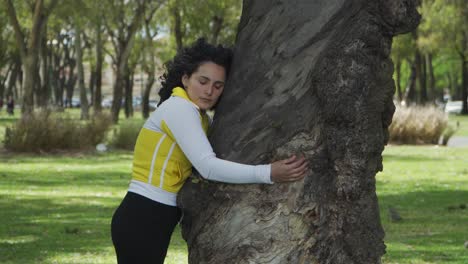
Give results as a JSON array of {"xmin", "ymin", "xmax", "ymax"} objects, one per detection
[{"xmin": 271, "ymin": 155, "xmax": 308, "ymax": 183}]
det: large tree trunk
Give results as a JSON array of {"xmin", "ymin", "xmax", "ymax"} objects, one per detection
[{"xmin": 178, "ymin": 1, "xmax": 420, "ymax": 263}]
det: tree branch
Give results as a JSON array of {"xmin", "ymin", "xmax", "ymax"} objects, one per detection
[
  {"xmin": 4, "ymin": 0, "xmax": 27, "ymax": 59},
  {"xmin": 43, "ymin": 0, "xmax": 59, "ymax": 17}
]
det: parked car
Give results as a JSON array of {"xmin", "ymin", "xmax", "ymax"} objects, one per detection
[
  {"xmin": 101, "ymin": 98, "xmax": 113, "ymax": 108},
  {"xmin": 71, "ymin": 98, "xmax": 80, "ymax": 108},
  {"xmin": 445, "ymin": 101, "xmax": 462, "ymax": 114}
]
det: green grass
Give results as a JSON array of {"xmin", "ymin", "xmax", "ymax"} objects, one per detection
[
  {"xmin": 0, "ymin": 109, "xmax": 467, "ymax": 263},
  {"xmin": 1, "ymin": 146, "xmax": 467, "ymax": 263},
  {"xmin": 449, "ymin": 114, "xmax": 468, "ymax": 137},
  {"xmin": 378, "ymin": 146, "xmax": 468, "ymax": 264},
  {"xmin": 0, "ymin": 152, "xmax": 187, "ymax": 264}
]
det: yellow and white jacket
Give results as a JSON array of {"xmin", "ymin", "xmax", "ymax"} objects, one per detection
[{"xmin": 128, "ymin": 87, "xmax": 272, "ymax": 206}]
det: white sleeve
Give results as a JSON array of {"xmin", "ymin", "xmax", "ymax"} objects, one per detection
[{"xmin": 163, "ymin": 98, "xmax": 273, "ymax": 184}]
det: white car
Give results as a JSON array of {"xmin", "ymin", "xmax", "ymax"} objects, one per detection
[{"xmin": 445, "ymin": 101, "xmax": 462, "ymax": 114}]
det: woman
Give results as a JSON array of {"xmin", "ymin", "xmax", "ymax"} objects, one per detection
[{"xmin": 111, "ymin": 38, "xmax": 308, "ymax": 264}]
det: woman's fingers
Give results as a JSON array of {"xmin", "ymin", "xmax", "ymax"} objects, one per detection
[
  {"xmin": 286, "ymin": 157, "xmax": 307, "ymax": 170},
  {"xmin": 283, "ymin": 155, "xmax": 297, "ymax": 164},
  {"xmin": 271, "ymin": 154, "xmax": 309, "ymax": 183},
  {"xmin": 289, "ymin": 161, "xmax": 308, "ymax": 175}
]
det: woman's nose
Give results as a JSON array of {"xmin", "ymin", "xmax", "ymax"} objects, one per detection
[{"xmin": 205, "ymin": 85, "xmax": 213, "ymax": 96}]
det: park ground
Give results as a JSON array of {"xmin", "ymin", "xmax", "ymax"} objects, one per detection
[{"xmin": 0, "ymin": 110, "xmax": 467, "ymax": 263}]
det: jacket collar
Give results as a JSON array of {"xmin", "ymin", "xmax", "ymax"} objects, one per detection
[{"xmin": 171, "ymin": 87, "xmax": 201, "ymax": 110}]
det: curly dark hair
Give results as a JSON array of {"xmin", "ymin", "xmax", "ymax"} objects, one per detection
[{"xmin": 158, "ymin": 38, "xmax": 233, "ymax": 107}]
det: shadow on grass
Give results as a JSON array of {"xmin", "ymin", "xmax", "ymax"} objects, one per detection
[
  {"xmin": 383, "ymin": 153, "xmax": 455, "ymax": 162},
  {"xmin": 378, "ymin": 190, "xmax": 468, "ymax": 263},
  {"xmin": 0, "ymin": 195, "xmax": 119, "ymax": 263},
  {"xmin": 1, "ymin": 170, "xmax": 130, "ymax": 189},
  {"xmin": 0, "ymin": 151, "xmax": 133, "ymax": 165}
]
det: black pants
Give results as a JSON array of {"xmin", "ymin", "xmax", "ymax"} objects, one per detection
[{"xmin": 111, "ymin": 192, "xmax": 181, "ymax": 264}]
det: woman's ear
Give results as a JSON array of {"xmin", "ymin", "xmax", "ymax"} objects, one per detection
[{"xmin": 182, "ymin": 74, "xmax": 189, "ymax": 88}]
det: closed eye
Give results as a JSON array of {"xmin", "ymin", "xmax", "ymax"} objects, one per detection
[
  {"xmin": 198, "ymin": 76, "xmax": 209, "ymax": 85},
  {"xmin": 214, "ymin": 82, "xmax": 224, "ymax": 89}
]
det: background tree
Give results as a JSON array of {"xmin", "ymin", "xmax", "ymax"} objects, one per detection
[
  {"xmin": 179, "ymin": 1, "xmax": 420, "ymax": 263},
  {"xmin": 102, "ymin": 0, "xmax": 161, "ymax": 123},
  {"xmin": 391, "ymin": 34, "xmax": 414, "ymax": 102},
  {"xmin": 167, "ymin": 0, "xmax": 241, "ymax": 51},
  {"xmin": 4, "ymin": 0, "xmax": 59, "ymax": 114}
]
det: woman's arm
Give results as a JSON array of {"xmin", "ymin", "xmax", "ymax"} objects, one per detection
[
  {"xmin": 163, "ymin": 97, "xmax": 273, "ymax": 184},
  {"xmin": 163, "ymin": 98, "xmax": 308, "ymax": 183}
]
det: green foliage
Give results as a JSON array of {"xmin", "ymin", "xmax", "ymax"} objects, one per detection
[
  {"xmin": 111, "ymin": 120, "xmax": 144, "ymax": 150},
  {"xmin": 4, "ymin": 109, "xmax": 112, "ymax": 152},
  {"xmin": 391, "ymin": 34, "xmax": 415, "ymax": 62},
  {"xmin": 392, "ymin": 0, "xmax": 468, "ymax": 101},
  {"xmin": 165, "ymin": 0, "xmax": 242, "ymax": 46},
  {"xmin": 389, "ymin": 105, "xmax": 449, "ymax": 144}
]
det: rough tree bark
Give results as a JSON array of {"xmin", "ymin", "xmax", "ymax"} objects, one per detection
[{"xmin": 178, "ymin": 1, "xmax": 420, "ymax": 263}]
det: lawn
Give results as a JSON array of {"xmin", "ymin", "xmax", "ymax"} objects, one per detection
[
  {"xmin": 449, "ymin": 114, "xmax": 468, "ymax": 137},
  {"xmin": 0, "ymin": 152, "xmax": 187, "ymax": 264},
  {"xmin": 0, "ymin": 146, "xmax": 467, "ymax": 263},
  {"xmin": 378, "ymin": 146, "xmax": 468, "ymax": 264},
  {"xmin": 0, "ymin": 109, "xmax": 467, "ymax": 263}
]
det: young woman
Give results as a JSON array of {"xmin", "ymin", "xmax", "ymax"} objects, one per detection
[{"xmin": 111, "ymin": 38, "xmax": 308, "ymax": 264}]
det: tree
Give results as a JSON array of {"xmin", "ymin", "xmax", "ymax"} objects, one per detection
[
  {"xmin": 73, "ymin": 20, "xmax": 89, "ymax": 119},
  {"xmin": 421, "ymin": 0, "xmax": 468, "ymax": 112},
  {"xmin": 391, "ymin": 34, "xmax": 414, "ymax": 102},
  {"xmin": 178, "ymin": 1, "xmax": 420, "ymax": 263},
  {"xmin": 103, "ymin": 0, "xmax": 161, "ymax": 123},
  {"xmin": 167, "ymin": 0, "xmax": 241, "ymax": 51},
  {"xmin": 4, "ymin": 0, "xmax": 59, "ymax": 114}
]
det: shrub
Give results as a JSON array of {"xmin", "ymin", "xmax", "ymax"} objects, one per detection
[
  {"xmin": 4, "ymin": 109, "xmax": 112, "ymax": 152},
  {"xmin": 111, "ymin": 120, "xmax": 144, "ymax": 150},
  {"xmin": 389, "ymin": 105, "xmax": 452, "ymax": 145}
]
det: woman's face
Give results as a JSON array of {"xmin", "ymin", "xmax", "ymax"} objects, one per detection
[{"xmin": 182, "ymin": 61, "xmax": 226, "ymax": 110}]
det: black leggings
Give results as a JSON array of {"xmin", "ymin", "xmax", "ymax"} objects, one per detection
[{"xmin": 111, "ymin": 192, "xmax": 181, "ymax": 264}]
